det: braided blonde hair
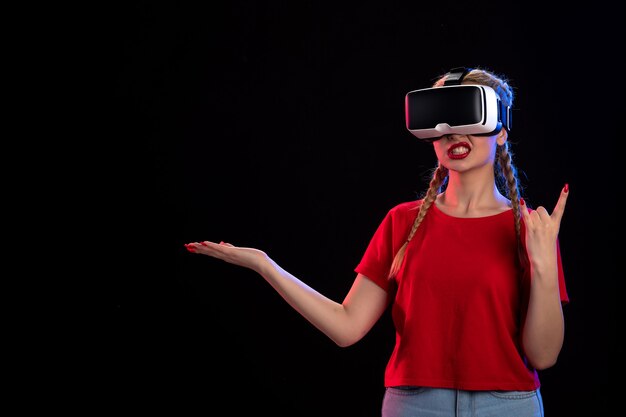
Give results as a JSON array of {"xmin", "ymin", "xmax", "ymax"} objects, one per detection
[{"xmin": 388, "ymin": 68, "xmax": 523, "ymax": 279}]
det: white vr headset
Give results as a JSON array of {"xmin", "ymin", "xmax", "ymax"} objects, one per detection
[{"xmin": 405, "ymin": 67, "xmax": 512, "ymax": 141}]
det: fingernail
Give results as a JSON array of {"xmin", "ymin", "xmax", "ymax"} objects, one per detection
[
  {"xmin": 563, "ymin": 183, "xmax": 569, "ymax": 193},
  {"xmin": 520, "ymin": 198, "xmax": 525, "ymax": 206}
]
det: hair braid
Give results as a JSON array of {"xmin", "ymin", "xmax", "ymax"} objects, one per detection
[
  {"xmin": 497, "ymin": 143, "xmax": 522, "ymax": 242},
  {"xmin": 388, "ymin": 164, "xmax": 449, "ymax": 279}
]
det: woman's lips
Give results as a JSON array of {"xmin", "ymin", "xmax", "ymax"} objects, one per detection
[{"xmin": 447, "ymin": 142, "xmax": 470, "ymax": 159}]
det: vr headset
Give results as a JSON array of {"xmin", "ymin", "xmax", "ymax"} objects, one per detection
[{"xmin": 405, "ymin": 67, "xmax": 512, "ymax": 141}]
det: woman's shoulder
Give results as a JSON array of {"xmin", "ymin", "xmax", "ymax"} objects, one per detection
[{"xmin": 387, "ymin": 199, "xmax": 423, "ymax": 217}]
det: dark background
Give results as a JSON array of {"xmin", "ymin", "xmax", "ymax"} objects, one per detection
[{"xmin": 99, "ymin": 1, "xmax": 621, "ymax": 415}]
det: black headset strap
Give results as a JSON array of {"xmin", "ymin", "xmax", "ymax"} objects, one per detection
[
  {"xmin": 500, "ymin": 101, "xmax": 512, "ymax": 131},
  {"xmin": 443, "ymin": 67, "xmax": 472, "ymax": 85}
]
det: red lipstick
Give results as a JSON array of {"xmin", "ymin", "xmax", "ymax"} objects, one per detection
[{"xmin": 447, "ymin": 142, "xmax": 470, "ymax": 159}]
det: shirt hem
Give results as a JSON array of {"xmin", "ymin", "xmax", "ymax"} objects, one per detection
[{"xmin": 385, "ymin": 378, "xmax": 540, "ymax": 391}]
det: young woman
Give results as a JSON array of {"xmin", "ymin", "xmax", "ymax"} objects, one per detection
[{"xmin": 185, "ymin": 67, "xmax": 569, "ymax": 416}]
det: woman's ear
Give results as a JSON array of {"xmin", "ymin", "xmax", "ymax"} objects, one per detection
[{"xmin": 496, "ymin": 128, "xmax": 508, "ymax": 146}]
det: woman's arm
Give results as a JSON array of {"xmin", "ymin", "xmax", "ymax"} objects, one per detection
[
  {"xmin": 184, "ymin": 241, "xmax": 389, "ymax": 347},
  {"xmin": 520, "ymin": 186, "xmax": 569, "ymax": 370}
]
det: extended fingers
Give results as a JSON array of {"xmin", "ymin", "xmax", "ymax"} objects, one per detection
[
  {"xmin": 519, "ymin": 197, "xmax": 531, "ymax": 223},
  {"xmin": 184, "ymin": 242, "xmax": 199, "ymax": 252},
  {"xmin": 551, "ymin": 184, "xmax": 569, "ymax": 222},
  {"xmin": 184, "ymin": 240, "xmax": 236, "ymax": 256},
  {"xmin": 184, "ymin": 240, "xmax": 219, "ymax": 253}
]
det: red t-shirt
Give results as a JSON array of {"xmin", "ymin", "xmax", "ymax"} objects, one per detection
[{"xmin": 355, "ymin": 200, "xmax": 569, "ymax": 391}]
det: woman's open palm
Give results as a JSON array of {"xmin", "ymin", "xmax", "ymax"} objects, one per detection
[{"xmin": 184, "ymin": 241, "xmax": 269, "ymax": 273}]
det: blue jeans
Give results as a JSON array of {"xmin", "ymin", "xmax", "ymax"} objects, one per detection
[{"xmin": 382, "ymin": 387, "xmax": 543, "ymax": 417}]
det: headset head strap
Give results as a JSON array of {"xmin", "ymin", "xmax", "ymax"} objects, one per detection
[{"xmin": 443, "ymin": 67, "xmax": 472, "ymax": 86}]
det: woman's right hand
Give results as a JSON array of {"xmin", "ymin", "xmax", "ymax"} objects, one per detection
[{"xmin": 184, "ymin": 241, "xmax": 270, "ymax": 273}]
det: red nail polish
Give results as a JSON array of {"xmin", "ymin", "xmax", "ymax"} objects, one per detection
[
  {"xmin": 563, "ymin": 183, "xmax": 569, "ymax": 193},
  {"xmin": 520, "ymin": 198, "xmax": 525, "ymax": 206}
]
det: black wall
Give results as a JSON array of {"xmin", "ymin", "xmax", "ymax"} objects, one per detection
[{"xmin": 103, "ymin": 2, "xmax": 621, "ymax": 415}]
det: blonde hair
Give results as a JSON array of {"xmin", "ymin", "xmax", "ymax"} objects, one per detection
[{"xmin": 388, "ymin": 68, "xmax": 523, "ymax": 279}]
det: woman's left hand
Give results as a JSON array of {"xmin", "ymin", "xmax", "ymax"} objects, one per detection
[{"xmin": 520, "ymin": 184, "xmax": 569, "ymax": 265}]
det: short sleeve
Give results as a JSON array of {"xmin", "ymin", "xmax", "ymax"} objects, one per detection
[{"xmin": 355, "ymin": 202, "xmax": 419, "ymax": 292}]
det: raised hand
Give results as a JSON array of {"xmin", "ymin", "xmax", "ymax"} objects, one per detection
[{"xmin": 520, "ymin": 184, "xmax": 569, "ymax": 266}]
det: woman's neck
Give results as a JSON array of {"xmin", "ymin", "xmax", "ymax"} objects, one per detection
[{"xmin": 436, "ymin": 175, "xmax": 510, "ymax": 218}]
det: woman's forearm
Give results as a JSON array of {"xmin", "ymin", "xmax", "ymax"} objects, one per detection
[
  {"xmin": 184, "ymin": 240, "xmax": 387, "ymax": 348},
  {"xmin": 522, "ymin": 259, "xmax": 564, "ymax": 370},
  {"xmin": 257, "ymin": 258, "xmax": 373, "ymax": 347}
]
